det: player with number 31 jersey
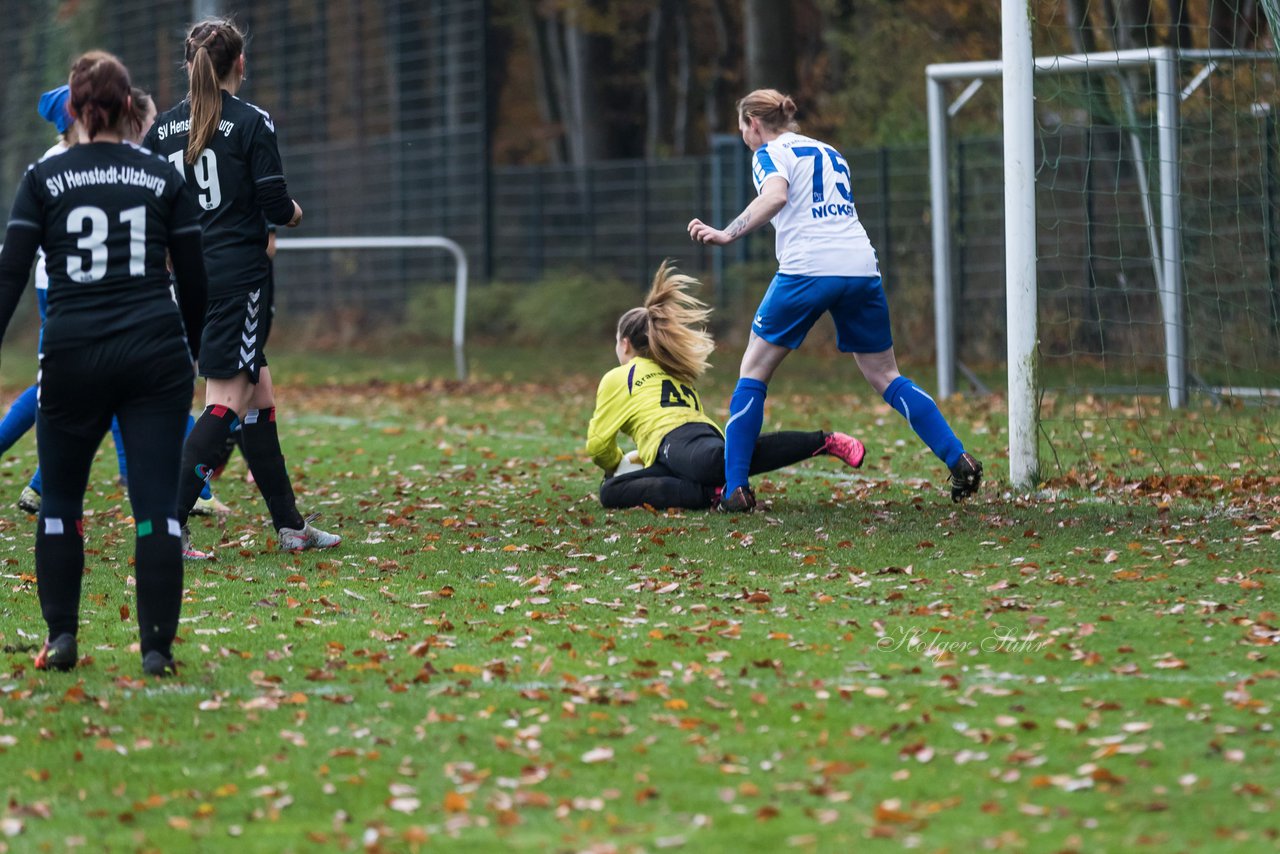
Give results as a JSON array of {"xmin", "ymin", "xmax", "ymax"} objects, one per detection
[{"xmin": 0, "ymin": 51, "xmax": 208, "ymax": 677}]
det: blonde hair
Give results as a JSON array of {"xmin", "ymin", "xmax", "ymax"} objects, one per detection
[
  {"xmin": 184, "ymin": 18, "xmax": 244, "ymax": 164},
  {"xmin": 737, "ymin": 88, "xmax": 800, "ymax": 133},
  {"xmin": 617, "ymin": 261, "xmax": 714, "ymax": 384}
]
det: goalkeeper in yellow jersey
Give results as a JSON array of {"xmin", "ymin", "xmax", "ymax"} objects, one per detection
[{"xmin": 586, "ymin": 261, "xmax": 867, "ymax": 510}]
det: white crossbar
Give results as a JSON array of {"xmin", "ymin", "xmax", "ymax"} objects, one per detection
[{"xmin": 275, "ymin": 236, "xmax": 470, "ymax": 380}]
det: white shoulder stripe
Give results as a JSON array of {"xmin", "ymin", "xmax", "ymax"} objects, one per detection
[{"xmin": 246, "ymin": 102, "xmax": 276, "ymax": 133}]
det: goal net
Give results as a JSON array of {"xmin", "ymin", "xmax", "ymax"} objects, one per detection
[{"xmin": 931, "ymin": 2, "xmax": 1280, "ymax": 488}]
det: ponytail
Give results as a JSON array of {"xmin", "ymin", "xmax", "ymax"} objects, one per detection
[
  {"xmin": 616, "ymin": 261, "xmax": 714, "ymax": 384},
  {"xmin": 127, "ymin": 87, "xmax": 154, "ymax": 142},
  {"xmin": 187, "ymin": 44, "xmax": 221, "ymax": 162},
  {"xmin": 184, "ymin": 18, "xmax": 245, "ymax": 164}
]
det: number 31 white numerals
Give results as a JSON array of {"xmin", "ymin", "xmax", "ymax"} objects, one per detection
[{"xmin": 65, "ymin": 205, "xmax": 147, "ymax": 282}]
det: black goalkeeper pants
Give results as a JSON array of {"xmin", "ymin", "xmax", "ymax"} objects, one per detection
[
  {"xmin": 599, "ymin": 423, "xmax": 826, "ymax": 510},
  {"xmin": 35, "ymin": 329, "xmax": 193, "ymax": 656}
]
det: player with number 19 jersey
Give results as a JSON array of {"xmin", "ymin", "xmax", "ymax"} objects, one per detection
[
  {"xmin": 143, "ymin": 91, "xmax": 288, "ymax": 299},
  {"xmin": 751, "ymin": 132, "xmax": 879, "ymax": 277}
]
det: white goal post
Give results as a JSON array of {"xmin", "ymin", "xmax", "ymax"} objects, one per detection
[
  {"xmin": 930, "ymin": 1, "xmax": 1275, "ymax": 490},
  {"xmin": 274, "ymin": 236, "xmax": 470, "ymax": 380}
]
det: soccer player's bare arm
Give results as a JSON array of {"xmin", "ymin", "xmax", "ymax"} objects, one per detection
[{"xmin": 687, "ymin": 176, "xmax": 788, "ymax": 245}]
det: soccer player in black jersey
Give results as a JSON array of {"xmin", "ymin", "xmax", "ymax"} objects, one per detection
[
  {"xmin": 0, "ymin": 51, "xmax": 208, "ymax": 676},
  {"xmin": 144, "ymin": 18, "xmax": 340, "ymax": 556}
]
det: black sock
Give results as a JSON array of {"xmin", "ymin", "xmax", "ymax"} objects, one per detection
[
  {"xmin": 133, "ymin": 517, "xmax": 183, "ymax": 657},
  {"xmin": 206, "ymin": 424, "xmax": 241, "ymax": 475},
  {"xmin": 178, "ymin": 405, "xmax": 238, "ymax": 526},
  {"xmin": 240, "ymin": 407, "xmax": 305, "ymax": 530},
  {"xmin": 749, "ymin": 430, "xmax": 827, "ymax": 474},
  {"xmin": 36, "ymin": 516, "xmax": 85, "ymax": 640}
]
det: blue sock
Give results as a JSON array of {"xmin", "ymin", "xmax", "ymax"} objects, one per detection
[
  {"xmin": 0, "ymin": 384, "xmax": 39, "ymax": 454},
  {"xmin": 724, "ymin": 378, "xmax": 768, "ymax": 494},
  {"xmin": 110, "ymin": 417, "xmax": 129, "ymax": 487},
  {"xmin": 30, "ymin": 467, "xmax": 42, "ymax": 495},
  {"xmin": 883, "ymin": 376, "xmax": 965, "ymax": 467}
]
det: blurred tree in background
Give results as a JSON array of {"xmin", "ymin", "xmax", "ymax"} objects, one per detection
[
  {"xmin": 2, "ymin": 0, "xmax": 1269, "ymax": 171},
  {"xmin": 0, "ymin": 0, "xmax": 1270, "ymax": 334},
  {"xmin": 491, "ymin": 0, "xmax": 1271, "ymax": 162}
]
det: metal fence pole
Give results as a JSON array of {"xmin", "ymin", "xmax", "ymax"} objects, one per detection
[
  {"xmin": 734, "ymin": 142, "xmax": 750, "ymax": 265},
  {"xmin": 1264, "ymin": 109, "xmax": 1280, "ymax": 343},
  {"xmin": 585, "ymin": 164, "xmax": 596, "ymax": 264},
  {"xmin": 710, "ymin": 134, "xmax": 732, "ymax": 307},
  {"xmin": 879, "ymin": 146, "xmax": 892, "ymax": 285},
  {"xmin": 639, "ymin": 160, "xmax": 649, "ymax": 285},
  {"xmin": 481, "ymin": 0, "xmax": 494, "ymax": 281},
  {"xmin": 533, "ymin": 170, "xmax": 544, "ymax": 279},
  {"xmin": 956, "ymin": 139, "xmax": 967, "ymax": 325}
]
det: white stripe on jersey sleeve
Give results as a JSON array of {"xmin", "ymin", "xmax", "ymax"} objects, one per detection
[{"xmin": 751, "ymin": 148, "xmax": 781, "ymax": 191}]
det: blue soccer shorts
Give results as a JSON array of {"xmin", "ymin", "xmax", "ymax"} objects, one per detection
[{"xmin": 751, "ymin": 273, "xmax": 894, "ymax": 353}]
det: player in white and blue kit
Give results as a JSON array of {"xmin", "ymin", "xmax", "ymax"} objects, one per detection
[{"xmin": 688, "ymin": 89, "xmax": 982, "ymax": 510}]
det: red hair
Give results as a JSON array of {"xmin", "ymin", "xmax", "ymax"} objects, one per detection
[{"xmin": 68, "ymin": 51, "xmax": 132, "ymax": 140}]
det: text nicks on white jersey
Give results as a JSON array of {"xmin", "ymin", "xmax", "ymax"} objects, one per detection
[{"xmin": 752, "ymin": 131, "xmax": 879, "ymax": 277}]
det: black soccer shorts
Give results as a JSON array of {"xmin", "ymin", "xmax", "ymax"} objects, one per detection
[{"xmin": 198, "ymin": 282, "xmax": 273, "ymax": 383}]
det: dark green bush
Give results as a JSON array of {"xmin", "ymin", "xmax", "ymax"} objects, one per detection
[
  {"xmin": 510, "ymin": 271, "xmax": 639, "ymax": 345},
  {"xmin": 406, "ymin": 280, "xmax": 525, "ymax": 342},
  {"xmin": 406, "ymin": 270, "xmax": 640, "ymax": 345}
]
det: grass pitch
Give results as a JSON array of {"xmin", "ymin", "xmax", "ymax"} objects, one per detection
[{"xmin": 1, "ymin": 345, "xmax": 1277, "ymax": 853}]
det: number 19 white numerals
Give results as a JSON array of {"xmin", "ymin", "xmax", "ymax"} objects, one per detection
[{"xmin": 168, "ymin": 149, "xmax": 221, "ymax": 210}]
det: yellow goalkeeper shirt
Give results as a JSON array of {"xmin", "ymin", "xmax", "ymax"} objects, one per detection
[{"xmin": 586, "ymin": 357, "xmax": 721, "ymax": 471}]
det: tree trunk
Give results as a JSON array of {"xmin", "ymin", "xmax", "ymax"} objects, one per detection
[
  {"xmin": 744, "ymin": 0, "xmax": 797, "ymax": 94},
  {"xmin": 1209, "ymin": 0, "xmax": 1243, "ymax": 48},
  {"xmin": 1238, "ymin": 0, "xmax": 1262, "ymax": 46},
  {"xmin": 644, "ymin": 2, "xmax": 666, "ymax": 159},
  {"xmin": 1065, "ymin": 0, "xmax": 1099, "ymax": 53},
  {"xmin": 1168, "ymin": 0, "xmax": 1193, "ymax": 49},
  {"xmin": 705, "ymin": 0, "xmax": 737, "ymax": 136},
  {"xmin": 1106, "ymin": 0, "xmax": 1153, "ymax": 50},
  {"xmin": 561, "ymin": 4, "xmax": 603, "ymax": 164},
  {"xmin": 519, "ymin": 0, "xmax": 609, "ymax": 165},
  {"xmin": 521, "ymin": 0, "xmax": 567, "ymax": 163},
  {"xmin": 818, "ymin": 0, "xmax": 853, "ymax": 100},
  {"xmin": 673, "ymin": 1, "xmax": 691, "ymax": 156}
]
